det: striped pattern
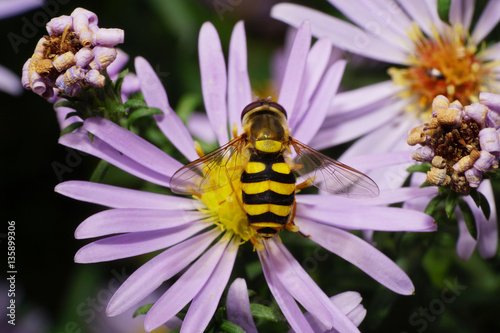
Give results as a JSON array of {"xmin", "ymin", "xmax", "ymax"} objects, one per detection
[{"xmin": 241, "ymin": 148, "xmax": 296, "ymax": 237}]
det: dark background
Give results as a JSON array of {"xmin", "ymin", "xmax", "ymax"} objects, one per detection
[{"xmin": 1, "ymin": 1, "xmax": 499, "ymax": 332}]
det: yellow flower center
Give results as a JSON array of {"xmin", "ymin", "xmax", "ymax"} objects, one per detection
[
  {"xmin": 389, "ymin": 23, "xmax": 497, "ymax": 118},
  {"xmin": 195, "ymin": 150, "xmax": 256, "ymax": 243}
]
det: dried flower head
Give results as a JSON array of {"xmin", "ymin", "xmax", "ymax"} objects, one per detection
[
  {"xmin": 22, "ymin": 8, "xmax": 124, "ymax": 99},
  {"xmin": 409, "ymin": 93, "xmax": 500, "ymax": 192}
]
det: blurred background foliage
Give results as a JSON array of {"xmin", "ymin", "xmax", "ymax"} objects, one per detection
[{"xmin": 1, "ymin": 0, "xmax": 499, "ymax": 332}]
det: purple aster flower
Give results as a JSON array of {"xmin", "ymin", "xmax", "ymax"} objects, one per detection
[
  {"xmin": 226, "ymin": 278, "xmax": 366, "ymax": 332},
  {"xmin": 271, "ymin": 1, "xmax": 500, "ymax": 161},
  {"xmin": 406, "ymin": 94, "xmax": 498, "ymax": 259},
  {"xmin": 55, "ymin": 21, "xmax": 436, "ymax": 332},
  {"xmin": 22, "ymin": 7, "xmax": 124, "ymax": 99}
]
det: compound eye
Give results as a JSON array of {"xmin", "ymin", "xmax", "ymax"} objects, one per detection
[
  {"xmin": 241, "ymin": 101, "xmax": 263, "ymax": 120},
  {"xmin": 268, "ymin": 101, "xmax": 287, "ymax": 119}
]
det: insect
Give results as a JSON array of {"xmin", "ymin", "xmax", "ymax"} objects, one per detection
[{"xmin": 170, "ymin": 99, "xmax": 379, "ymax": 239}]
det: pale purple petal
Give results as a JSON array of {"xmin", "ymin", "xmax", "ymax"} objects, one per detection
[
  {"xmin": 278, "ymin": 20, "xmax": 311, "ymax": 120},
  {"xmin": 398, "ymin": 0, "xmax": 443, "ymax": 37},
  {"xmin": 343, "ymin": 305, "xmax": 367, "ymax": 329},
  {"xmin": 107, "ymin": 48, "xmax": 129, "ymax": 80},
  {"xmin": 292, "ymin": 60, "xmax": 346, "ymax": 144},
  {"xmin": 296, "ymin": 291, "xmax": 365, "ymax": 333},
  {"xmin": 181, "ymin": 239, "xmax": 239, "ymax": 332},
  {"xmin": 199, "ymin": 22, "xmax": 229, "ymax": 145},
  {"xmin": 83, "ymin": 117, "xmax": 182, "ymax": 177},
  {"xmin": 264, "ymin": 238, "xmax": 360, "ymax": 332},
  {"xmin": 121, "ymin": 73, "xmax": 141, "ymax": 95},
  {"xmin": 135, "ymin": 57, "xmax": 199, "ymax": 161},
  {"xmin": 228, "ymin": 21, "xmax": 252, "ymax": 132},
  {"xmin": 474, "ymin": 180, "xmax": 498, "ymax": 258},
  {"xmin": 479, "ymin": 40, "xmax": 500, "ymax": 62},
  {"xmin": 423, "ymin": 0, "xmax": 447, "ymax": 34},
  {"xmin": 312, "ymin": 97, "xmax": 408, "ymax": 149},
  {"xmin": 455, "ymin": 206, "xmax": 477, "ymax": 260},
  {"xmin": 75, "ymin": 209, "xmax": 206, "ymax": 238},
  {"xmin": 297, "ymin": 217, "xmax": 415, "ymax": 295},
  {"xmin": 328, "ymin": 80, "xmax": 402, "ymax": 116},
  {"xmin": 330, "ymin": 291, "xmax": 363, "ymax": 319},
  {"xmin": 54, "ymin": 102, "xmax": 81, "ymax": 130},
  {"xmin": 75, "ymin": 222, "xmax": 210, "ymax": 263},
  {"xmin": 340, "ymin": 115, "xmax": 416, "ymax": 159},
  {"xmin": 187, "ymin": 112, "xmax": 217, "ymax": 143},
  {"xmin": 326, "ymin": 0, "xmax": 412, "ymax": 48},
  {"xmin": 289, "ymin": 38, "xmax": 332, "ymax": 129},
  {"xmin": 341, "ymin": 151, "xmax": 412, "ymax": 173},
  {"xmin": 450, "ymin": 0, "xmax": 475, "ymax": 31},
  {"xmin": 0, "ymin": 65, "xmax": 23, "ymax": 96},
  {"xmin": 106, "ymin": 229, "xmax": 220, "ymax": 317},
  {"xmin": 470, "ymin": 0, "xmax": 500, "ymax": 45},
  {"xmin": 59, "ymin": 131, "xmax": 173, "ymax": 187},
  {"xmin": 296, "ymin": 187, "xmax": 438, "ymax": 207},
  {"xmin": 258, "ymin": 248, "xmax": 315, "ymax": 333},
  {"xmin": 479, "ymin": 92, "xmax": 500, "ymax": 112},
  {"xmin": 227, "ymin": 278, "xmax": 258, "ymax": 333},
  {"xmin": 55, "ymin": 181, "xmax": 202, "ymax": 210},
  {"xmin": 272, "ymin": 27, "xmax": 297, "ymax": 89},
  {"xmin": 0, "ymin": 0, "xmax": 43, "ymax": 19},
  {"xmin": 297, "ymin": 205, "xmax": 436, "ymax": 232},
  {"xmin": 271, "ymin": 3, "xmax": 410, "ymax": 64},
  {"xmin": 144, "ymin": 239, "xmax": 229, "ymax": 332}
]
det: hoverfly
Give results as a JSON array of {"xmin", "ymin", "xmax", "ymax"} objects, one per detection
[{"xmin": 170, "ymin": 99, "xmax": 379, "ymax": 239}]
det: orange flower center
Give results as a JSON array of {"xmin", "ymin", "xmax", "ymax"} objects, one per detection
[{"xmin": 389, "ymin": 24, "xmax": 494, "ymax": 118}]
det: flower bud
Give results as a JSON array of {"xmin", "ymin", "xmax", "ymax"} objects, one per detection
[
  {"xmin": 412, "ymin": 146, "xmax": 434, "ymax": 161},
  {"xmin": 427, "ymin": 167, "xmax": 450, "ymax": 186},
  {"xmin": 465, "ymin": 168, "xmax": 482, "ymax": 188},
  {"xmin": 479, "ymin": 128, "xmax": 500, "ymax": 153},
  {"xmin": 474, "ymin": 150, "xmax": 496, "ymax": 172},
  {"xmin": 46, "ymin": 15, "xmax": 73, "ymax": 36}
]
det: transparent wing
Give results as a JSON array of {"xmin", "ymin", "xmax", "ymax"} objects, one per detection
[
  {"xmin": 290, "ymin": 138, "xmax": 379, "ymax": 198},
  {"xmin": 169, "ymin": 136, "xmax": 248, "ymax": 195}
]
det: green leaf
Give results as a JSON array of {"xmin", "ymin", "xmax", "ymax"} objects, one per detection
[
  {"xmin": 127, "ymin": 107, "xmax": 163, "ymax": 128},
  {"xmin": 250, "ymin": 304, "xmax": 281, "ymax": 323},
  {"xmin": 65, "ymin": 111, "xmax": 79, "ymax": 120},
  {"xmin": 220, "ymin": 320, "xmax": 246, "ymax": 333},
  {"xmin": 55, "ymin": 100, "xmax": 76, "ymax": 109},
  {"xmin": 458, "ymin": 199, "xmax": 477, "ymax": 240},
  {"xmin": 437, "ymin": 0, "xmax": 451, "ymax": 22},
  {"xmin": 407, "ymin": 162, "xmax": 432, "ymax": 173},
  {"xmin": 124, "ymin": 99, "xmax": 147, "ymax": 109},
  {"xmin": 60, "ymin": 121, "xmax": 83, "ymax": 136},
  {"xmin": 89, "ymin": 159, "xmax": 110, "ymax": 183},
  {"xmin": 132, "ymin": 303, "xmax": 154, "ymax": 318},
  {"xmin": 424, "ymin": 195, "xmax": 444, "ymax": 216},
  {"xmin": 469, "ymin": 189, "xmax": 491, "ymax": 220},
  {"xmin": 445, "ymin": 190, "xmax": 458, "ymax": 218},
  {"xmin": 478, "ymin": 192, "xmax": 491, "ymax": 220}
]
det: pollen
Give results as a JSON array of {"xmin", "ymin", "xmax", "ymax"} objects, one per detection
[
  {"xmin": 197, "ymin": 153, "xmax": 256, "ymax": 243},
  {"xmin": 389, "ymin": 24, "xmax": 495, "ymax": 118}
]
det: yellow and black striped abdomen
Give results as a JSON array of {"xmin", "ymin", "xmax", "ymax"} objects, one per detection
[{"xmin": 241, "ymin": 152, "xmax": 295, "ymax": 238}]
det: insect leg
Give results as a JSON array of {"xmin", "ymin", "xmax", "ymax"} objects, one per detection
[{"xmin": 285, "ymin": 200, "xmax": 299, "ymax": 233}]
